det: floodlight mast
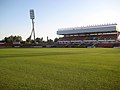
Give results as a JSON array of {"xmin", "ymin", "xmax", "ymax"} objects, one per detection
[{"xmin": 29, "ymin": 9, "xmax": 36, "ymax": 43}]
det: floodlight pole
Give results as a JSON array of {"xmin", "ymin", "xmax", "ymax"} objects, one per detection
[
  {"xmin": 29, "ymin": 9, "xmax": 36, "ymax": 43},
  {"xmin": 32, "ymin": 19, "xmax": 35, "ymax": 42}
]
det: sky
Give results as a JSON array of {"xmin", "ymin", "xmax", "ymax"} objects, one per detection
[{"xmin": 0, "ymin": 0, "xmax": 120, "ymax": 41}]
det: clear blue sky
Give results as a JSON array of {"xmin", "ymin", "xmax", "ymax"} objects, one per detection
[{"xmin": 0, "ymin": 0, "xmax": 120, "ymax": 40}]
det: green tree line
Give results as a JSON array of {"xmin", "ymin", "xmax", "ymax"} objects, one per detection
[{"xmin": 0, "ymin": 35, "xmax": 59, "ymax": 44}]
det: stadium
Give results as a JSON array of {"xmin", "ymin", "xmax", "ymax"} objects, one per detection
[
  {"xmin": 0, "ymin": 9, "xmax": 120, "ymax": 48},
  {"xmin": 0, "ymin": 23, "xmax": 120, "ymax": 48},
  {"xmin": 56, "ymin": 23, "xmax": 120, "ymax": 48}
]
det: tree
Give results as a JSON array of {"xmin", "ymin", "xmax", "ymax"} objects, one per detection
[
  {"xmin": 26, "ymin": 37, "xmax": 31, "ymax": 43},
  {"xmin": 54, "ymin": 37, "xmax": 59, "ymax": 42},
  {"xmin": 4, "ymin": 35, "xmax": 22, "ymax": 43},
  {"xmin": 47, "ymin": 39, "xmax": 53, "ymax": 44},
  {"xmin": 35, "ymin": 37, "xmax": 43, "ymax": 43}
]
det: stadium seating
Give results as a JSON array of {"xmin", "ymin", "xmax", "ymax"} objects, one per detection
[{"xmin": 57, "ymin": 24, "xmax": 120, "ymax": 48}]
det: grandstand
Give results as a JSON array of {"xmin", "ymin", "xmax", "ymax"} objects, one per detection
[{"xmin": 57, "ymin": 23, "xmax": 120, "ymax": 48}]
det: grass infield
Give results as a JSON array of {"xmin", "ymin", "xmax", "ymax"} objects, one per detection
[{"xmin": 0, "ymin": 48, "xmax": 120, "ymax": 90}]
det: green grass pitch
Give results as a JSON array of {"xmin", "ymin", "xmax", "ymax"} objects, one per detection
[{"xmin": 0, "ymin": 48, "xmax": 120, "ymax": 90}]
